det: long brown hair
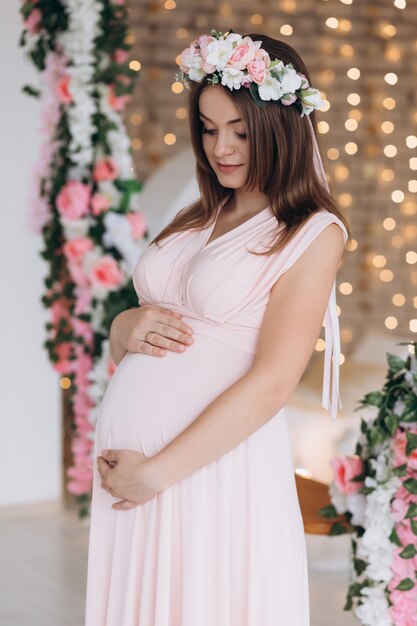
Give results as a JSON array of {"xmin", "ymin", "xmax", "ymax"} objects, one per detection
[{"xmin": 151, "ymin": 32, "xmax": 352, "ymax": 257}]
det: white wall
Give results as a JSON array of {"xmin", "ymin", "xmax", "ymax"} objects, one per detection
[{"xmin": 0, "ymin": 3, "xmax": 61, "ymax": 506}]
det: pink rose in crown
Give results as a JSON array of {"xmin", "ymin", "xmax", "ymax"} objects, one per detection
[
  {"xmin": 227, "ymin": 36, "xmax": 259, "ymax": 71},
  {"xmin": 93, "ymin": 158, "xmax": 119, "ymax": 182},
  {"xmin": 56, "ymin": 75, "xmax": 73, "ymax": 104},
  {"xmin": 108, "ymin": 84, "xmax": 132, "ymax": 111},
  {"xmin": 90, "ymin": 256, "xmax": 123, "ymax": 289},
  {"xmin": 198, "ymin": 35, "xmax": 216, "ymax": 73},
  {"xmin": 91, "ymin": 193, "xmax": 111, "ymax": 215},
  {"xmin": 114, "ymin": 48, "xmax": 129, "ymax": 64},
  {"xmin": 247, "ymin": 50, "xmax": 271, "ymax": 86},
  {"xmin": 179, "ymin": 44, "xmax": 200, "ymax": 73},
  {"xmin": 63, "ymin": 237, "xmax": 93, "ymax": 262},
  {"xmin": 127, "ymin": 212, "xmax": 146, "ymax": 238},
  {"xmin": 330, "ymin": 456, "xmax": 365, "ymax": 494},
  {"xmin": 24, "ymin": 8, "xmax": 42, "ymax": 33},
  {"xmin": 56, "ymin": 181, "xmax": 90, "ymax": 220},
  {"xmin": 393, "ymin": 429, "xmax": 417, "ymax": 471}
]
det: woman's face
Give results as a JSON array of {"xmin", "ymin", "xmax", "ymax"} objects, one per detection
[{"xmin": 198, "ymin": 85, "xmax": 250, "ymax": 189}]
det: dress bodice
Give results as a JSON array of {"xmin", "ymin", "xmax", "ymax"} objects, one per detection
[{"xmin": 132, "ymin": 202, "xmax": 348, "ymax": 421}]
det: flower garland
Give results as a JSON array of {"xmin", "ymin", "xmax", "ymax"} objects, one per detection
[
  {"xmin": 321, "ymin": 341, "xmax": 417, "ymax": 625},
  {"xmin": 20, "ymin": 0, "xmax": 146, "ymax": 518},
  {"xmin": 175, "ymin": 29, "xmax": 324, "ymax": 116}
]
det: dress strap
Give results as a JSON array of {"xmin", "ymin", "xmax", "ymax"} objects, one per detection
[{"xmin": 322, "ymin": 280, "xmax": 343, "ymax": 421}]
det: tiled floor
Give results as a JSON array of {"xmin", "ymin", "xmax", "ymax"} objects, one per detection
[{"xmin": 0, "ymin": 501, "xmax": 358, "ymax": 626}]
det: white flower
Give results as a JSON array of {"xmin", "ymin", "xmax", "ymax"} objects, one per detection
[
  {"xmin": 258, "ymin": 73, "xmax": 284, "ymax": 101},
  {"xmin": 329, "ymin": 480, "xmax": 348, "ymax": 514},
  {"xmin": 279, "ymin": 66, "xmax": 302, "ymax": 94},
  {"xmin": 205, "ymin": 37, "xmax": 235, "ymax": 71},
  {"xmin": 354, "ymin": 585, "xmax": 392, "ymax": 626},
  {"xmin": 61, "ymin": 216, "xmax": 93, "ymax": 240},
  {"xmin": 225, "ymin": 33, "xmax": 243, "ymax": 47},
  {"xmin": 187, "ymin": 54, "xmax": 205, "ymax": 82},
  {"xmin": 346, "ymin": 492, "xmax": 367, "ymax": 527},
  {"xmin": 299, "ymin": 88, "xmax": 325, "ymax": 117},
  {"xmin": 221, "ymin": 67, "xmax": 245, "ymax": 90},
  {"xmin": 98, "ymin": 181, "xmax": 122, "ymax": 208},
  {"xmin": 102, "ymin": 212, "xmax": 143, "ymax": 271}
]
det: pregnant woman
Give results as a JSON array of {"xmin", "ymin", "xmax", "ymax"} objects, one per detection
[{"xmin": 85, "ymin": 30, "xmax": 351, "ymax": 625}]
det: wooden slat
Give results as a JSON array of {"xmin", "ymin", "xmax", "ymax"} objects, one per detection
[{"xmin": 295, "ymin": 474, "xmax": 352, "ymax": 535}]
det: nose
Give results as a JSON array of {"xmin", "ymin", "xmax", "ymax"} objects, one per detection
[{"xmin": 213, "ymin": 130, "xmax": 235, "ymax": 158}]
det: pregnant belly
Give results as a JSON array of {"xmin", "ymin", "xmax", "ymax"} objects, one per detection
[{"xmin": 95, "ymin": 335, "xmax": 254, "ymax": 458}]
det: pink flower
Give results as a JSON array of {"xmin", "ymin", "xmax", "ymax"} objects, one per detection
[
  {"xmin": 390, "ymin": 546, "xmax": 416, "ymax": 579},
  {"xmin": 389, "ymin": 589, "xmax": 417, "ymax": 626},
  {"xmin": 62, "ymin": 237, "xmax": 93, "ymax": 262},
  {"xmin": 108, "ymin": 84, "xmax": 132, "ymax": 111},
  {"xmin": 247, "ymin": 59, "xmax": 268, "ymax": 85},
  {"xmin": 91, "ymin": 193, "xmax": 111, "ymax": 215},
  {"xmin": 396, "ymin": 519, "xmax": 417, "ymax": 546},
  {"xmin": 126, "ymin": 212, "xmax": 146, "ymax": 238},
  {"xmin": 197, "ymin": 35, "xmax": 216, "ymax": 73},
  {"xmin": 330, "ymin": 455, "xmax": 365, "ymax": 494},
  {"xmin": 24, "ymin": 8, "xmax": 42, "ymax": 33},
  {"xmin": 90, "ymin": 256, "xmax": 124, "ymax": 289},
  {"xmin": 52, "ymin": 341, "xmax": 74, "ymax": 374},
  {"xmin": 393, "ymin": 429, "xmax": 417, "ymax": 471},
  {"xmin": 93, "ymin": 158, "xmax": 119, "ymax": 182},
  {"xmin": 67, "ymin": 262, "xmax": 89, "ymax": 288},
  {"xmin": 56, "ymin": 181, "xmax": 90, "ymax": 220},
  {"xmin": 114, "ymin": 48, "xmax": 129, "ymax": 64},
  {"xmin": 56, "ymin": 75, "xmax": 73, "ymax": 104},
  {"xmin": 179, "ymin": 44, "xmax": 202, "ymax": 73},
  {"xmin": 227, "ymin": 36, "xmax": 259, "ymax": 70}
]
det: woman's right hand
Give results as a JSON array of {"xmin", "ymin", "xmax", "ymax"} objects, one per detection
[{"xmin": 110, "ymin": 304, "xmax": 194, "ymax": 361}]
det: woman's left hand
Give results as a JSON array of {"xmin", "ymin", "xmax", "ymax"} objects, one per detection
[{"xmin": 97, "ymin": 449, "xmax": 160, "ymax": 510}]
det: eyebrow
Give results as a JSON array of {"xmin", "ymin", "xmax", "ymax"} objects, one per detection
[{"xmin": 199, "ymin": 112, "xmax": 243, "ymax": 125}]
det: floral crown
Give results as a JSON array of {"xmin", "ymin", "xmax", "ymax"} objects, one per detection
[{"xmin": 175, "ymin": 29, "xmax": 325, "ymax": 117}]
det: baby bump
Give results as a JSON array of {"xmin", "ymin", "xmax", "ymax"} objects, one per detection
[{"xmin": 95, "ymin": 335, "xmax": 254, "ymax": 457}]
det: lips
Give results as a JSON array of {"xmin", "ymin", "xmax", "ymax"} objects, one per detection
[{"xmin": 216, "ymin": 162, "xmax": 243, "ymax": 173}]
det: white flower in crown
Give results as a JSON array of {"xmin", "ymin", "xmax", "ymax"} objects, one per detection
[
  {"xmin": 279, "ymin": 64, "xmax": 302, "ymax": 93},
  {"xmin": 258, "ymin": 72, "xmax": 284, "ymax": 101},
  {"xmin": 205, "ymin": 36, "xmax": 236, "ymax": 70},
  {"xmin": 299, "ymin": 88, "xmax": 325, "ymax": 117},
  {"xmin": 221, "ymin": 67, "xmax": 246, "ymax": 90}
]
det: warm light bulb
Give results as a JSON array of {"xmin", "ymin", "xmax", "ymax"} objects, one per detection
[
  {"xmin": 384, "ymin": 72, "xmax": 398, "ymax": 85},
  {"xmin": 383, "ymin": 217, "xmax": 396, "ymax": 230},
  {"xmin": 385, "ymin": 316, "xmax": 398, "ymax": 329},
  {"xmin": 384, "ymin": 145, "xmax": 397, "ymax": 157},
  {"xmin": 347, "ymin": 67, "xmax": 361, "ymax": 80},
  {"xmin": 381, "ymin": 121, "xmax": 394, "ymax": 133},
  {"xmin": 347, "ymin": 93, "xmax": 360, "ymax": 106},
  {"xmin": 391, "ymin": 190, "xmax": 404, "ymax": 203}
]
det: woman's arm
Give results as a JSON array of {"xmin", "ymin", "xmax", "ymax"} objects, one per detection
[{"xmin": 148, "ymin": 223, "xmax": 345, "ymax": 491}]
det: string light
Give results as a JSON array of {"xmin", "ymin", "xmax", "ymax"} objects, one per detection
[
  {"xmin": 384, "ymin": 72, "xmax": 398, "ymax": 85},
  {"xmin": 406, "ymin": 135, "xmax": 417, "ymax": 148}
]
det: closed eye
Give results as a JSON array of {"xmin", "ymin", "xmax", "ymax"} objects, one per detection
[{"xmin": 202, "ymin": 127, "xmax": 247, "ymax": 140}]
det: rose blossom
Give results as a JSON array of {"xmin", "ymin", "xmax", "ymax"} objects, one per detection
[
  {"xmin": 91, "ymin": 193, "xmax": 111, "ymax": 216},
  {"xmin": 107, "ymin": 84, "xmax": 132, "ymax": 111},
  {"xmin": 93, "ymin": 158, "xmax": 119, "ymax": 182},
  {"xmin": 89, "ymin": 256, "xmax": 123, "ymax": 289},
  {"xmin": 62, "ymin": 237, "xmax": 94, "ymax": 262},
  {"xmin": 126, "ymin": 212, "xmax": 146, "ymax": 238},
  {"xmin": 393, "ymin": 429, "xmax": 417, "ymax": 471},
  {"xmin": 24, "ymin": 8, "xmax": 42, "ymax": 33},
  {"xmin": 56, "ymin": 75, "xmax": 73, "ymax": 104},
  {"xmin": 114, "ymin": 48, "xmax": 129, "ymax": 64},
  {"xmin": 227, "ymin": 36, "xmax": 259, "ymax": 70},
  {"xmin": 330, "ymin": 455, "xmax": 365, "ymax": 494},
  {"xmin": 56, "ymin": 181, "xmax": 90, "ymax": 220},
  {"xmin": 197, "ymin": 35, "xmax": 216, "ymax": 73}
]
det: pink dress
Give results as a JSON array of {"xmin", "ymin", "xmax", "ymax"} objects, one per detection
[{"xmin": 85, "ymin": 201, "xmax": 348, "ymax": 626}]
